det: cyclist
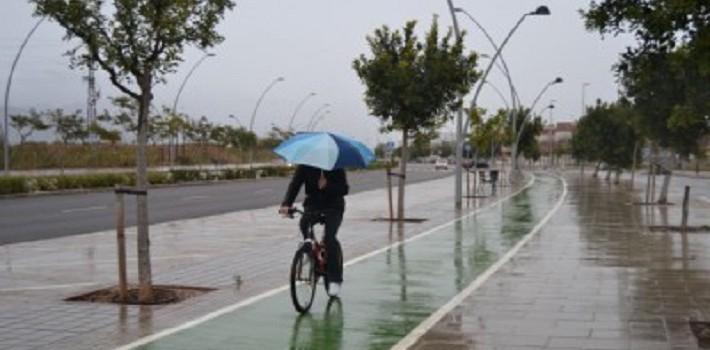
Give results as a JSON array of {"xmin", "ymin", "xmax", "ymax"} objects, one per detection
[{"xmin": 279, "ymin": 164, "xmax": 349, "ymax": 297}]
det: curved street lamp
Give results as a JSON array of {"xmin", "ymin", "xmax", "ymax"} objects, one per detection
[
  {"xmin": 512, "ymin": 77, "xmax": 563, "ymax": 170},
  {"xmin": 3, "ymin": 17, "xmax": 44, "ymax": 175},
  {"xmin": 581, "ymin": 82, "xmax": 591, "ymax": 116},
  {"xmin": 167, "ymin": 52, "xmax": 215, "ymax": 167},
  {"xmin": 304, "ymin": 103, "xmax": 330, "ymax": 131},
  {"xmin": 309, "ymin": 110, "xmax": 331, "ymax": 131},
  {"xmin": 248, "ymin": 76, "xmax": 285, "ymax": 167},
  {"xmin": 448, "ymin": 2, "xmax": 550, "ymax": 206},
  {"xmin": 288, "ymin": 92, "xmax": 316, "ymax": 131},
  {"xmin": 454, "ymin": 8, "xmax": 520, "ymax": 109},
  {"xmin": 172, "ymin": 53, "xmax": 216, "ymax": 115}
]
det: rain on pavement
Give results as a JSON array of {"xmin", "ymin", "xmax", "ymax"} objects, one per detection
[{"xmin": 128, "ymin": 174, "xmax": 564, "ymax": 349}]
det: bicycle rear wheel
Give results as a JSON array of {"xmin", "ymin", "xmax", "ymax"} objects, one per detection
[{"xmin": 290, "ymin": 247, "xmax": 317, "ymax": 313}]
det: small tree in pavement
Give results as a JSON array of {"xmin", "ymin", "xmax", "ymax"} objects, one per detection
[
  {"xmin": 30, "ymin": 0, "xmax": 235, "ymax": 303},
  {"xmin": 353, "ymin": 18, "xmax": 479, "ymax": 219}
]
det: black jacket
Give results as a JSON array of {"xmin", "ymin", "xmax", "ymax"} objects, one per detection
[{"xmin": 282, "ymin": 165, "xmax": 349, "ymax": 211}]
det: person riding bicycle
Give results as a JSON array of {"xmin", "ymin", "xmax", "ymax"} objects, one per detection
[{"xmin": 279, "ymin": 164, "xmax": 349, "ymax": 297}]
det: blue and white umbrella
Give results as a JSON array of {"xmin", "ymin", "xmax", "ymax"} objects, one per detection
[{"xmin": 274, "ymin": 132, "xmax": 375, "ymax": 170}]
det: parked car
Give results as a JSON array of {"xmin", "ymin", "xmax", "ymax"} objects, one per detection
[{"xmin": 434, "ymin": 158, "xmax": 449, "ymax": 170}]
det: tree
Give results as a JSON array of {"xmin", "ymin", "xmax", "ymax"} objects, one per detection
[
  {"xmin": 571, "ymin": 100, "xmax": 641, "ymax": 180},
  {"xmin": 583, "ymin": 0, "xmax": 709, "ymax": 203},
  {"xmin": 49, "ymin": 109, "xmax": 85, "ymax": 170},
  {"xmin": 31, "ymin": 0, "xmax": 235, "ymax": 302},
  {"xmin": 410, "ymin": 129, "xmax": 438, "ymax": 159},
  {"xmin": 10, "ymin": 109, "xmax": 49, "ymax": 145},
  {"xmin": 511, "ymin": 109, "xmax": 543, "ymax": 162},
  {"xmin": 353, "ymin": 18, "xmax": 479, "ymax": 219}
]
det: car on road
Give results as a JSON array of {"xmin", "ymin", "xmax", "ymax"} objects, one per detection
[{"xmin": 434, "ymin": 158, "xmax": 449, "ymax": 170}]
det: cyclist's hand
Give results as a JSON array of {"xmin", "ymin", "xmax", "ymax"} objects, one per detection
[{"xmin": 279, "ymin": 206, "xmax": 291, "ymax": 216}]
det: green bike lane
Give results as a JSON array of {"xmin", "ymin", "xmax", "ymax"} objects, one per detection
[{"xmin": 124, "ymin": 174, "xmax": 564, "ymax": 350}]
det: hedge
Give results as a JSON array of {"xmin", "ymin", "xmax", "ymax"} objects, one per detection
[
  {"xmin": 0, "ymin": 165, "xmax": 294, "ymax": 195},
  {"xmin": 0, "ymin": 164, "xmax": 397, "ymax": 195}
]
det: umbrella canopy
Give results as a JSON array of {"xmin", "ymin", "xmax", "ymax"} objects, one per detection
[{"xmin": 274, "ymin": 132, "xmax": 375, "ymax": 170}]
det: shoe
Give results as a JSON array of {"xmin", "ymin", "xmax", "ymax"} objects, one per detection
[{"xmin": 328, "ymin": 282, "xmax": 341, "ymax": 297}]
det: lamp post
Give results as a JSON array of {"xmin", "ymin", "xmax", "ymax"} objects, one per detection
[
  {"xmin": 448, "ymin": 2, "xmax": 550, "ymax": 206},
  {"xmin": 309, "ymin": 110, "xmax": 331, "ymax": 131},
  {"xmin": 512, "ymin": 77, "xmax": 563, "ymax": 172},
  {"xmin": 169, "ymin": 52, "xmax": 215, "ymax": 167},
  {"xmin": 304, "ymin": 103, "xmax": 330, "ymax": 131},
  {"xmin": 581, "ymin": 82, "xmax": 590, "ymax": 116},
  {"xmin": 288, "ymin": 92, "xmax": 316, "ymax": 131},
  {"xmin": 3, "ymin": 18, "xmax": 44, "ymax": 175},
  {"xmin": 172, "ymin": 53, "xmax": 216, "ymax": 114},
  {"xmin": 248, "ymin": 76, "xmax": 285, "ymax": 168},
  {"xmin": 454, "ymin": 8, "xmax": 521, "ymax": 109}
]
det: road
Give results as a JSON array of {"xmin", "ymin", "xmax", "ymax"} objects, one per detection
[{"xmin": 0, "ymin": 164, "xmax": 450, "ymax": 245}]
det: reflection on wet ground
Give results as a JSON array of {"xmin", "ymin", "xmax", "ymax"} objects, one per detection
[
  {"xmin": 412, "ymin": 171, "xmax": 710, "ymax": 350},
  {"xmin": 135, "ymin": 175, "xmax": 563, "ymax": 349}
]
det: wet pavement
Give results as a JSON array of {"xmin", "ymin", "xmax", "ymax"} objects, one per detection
[
  {"xmin": 411, "ymin": 171, "xmax": 710, "ymax": 350},
  {"xmin": 0, "ymin": 171, "xmax": 524, "ymax": 350},
  {"xmin": 0, "ymin": 169, "xmax": 708, "ymax": 350},
  {"xmin": 126, "ymin": 175, "xmax": 562, "ymax": 349}
]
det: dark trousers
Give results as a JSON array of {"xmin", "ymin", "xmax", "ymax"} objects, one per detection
[{"xmin": 299, "ymin": 209, "xmax": 343, "ymax": 284}]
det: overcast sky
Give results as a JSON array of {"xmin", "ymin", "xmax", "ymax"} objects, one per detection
[{"xmin": 1, "ymin": 1, "xmax": 634, "ymax": 146}]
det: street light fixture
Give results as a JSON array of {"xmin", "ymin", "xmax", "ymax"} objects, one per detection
[
  {"xmin": 3, "ymin": 17, "xmax": 44, "ymax": 175},
  {"xmin": 581, "ymin": 82, "xmax": 591, "ymax": 116},
  {"xmin": 512, "ymin": 77, "xmax": 563, "ymax": 171},
  {"xmin": 248, "ymin": 76, "xmax": 285, "ymax": 168},
  {"xmin": 310, "ymin": 110, "xmax": 331, "ymax": 131},
  {"xmin": 448, "ymin": 2, "xmax": 551, "ymax": 207},
  {"xmin": 304, "ymin": 103, "xmax": 330, "ymax": 131},
  {"xmin": 288, "ymin": 92, "xmax": 316, "ymax": 131},
  {"xmin": 172, "ymin": 53, "xmax": 216, "ymax": 114}
]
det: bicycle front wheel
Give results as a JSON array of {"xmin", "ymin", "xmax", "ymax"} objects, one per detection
[{"xmin": 290, "ymin": 247, "xmax": 317, "ymax": 313}]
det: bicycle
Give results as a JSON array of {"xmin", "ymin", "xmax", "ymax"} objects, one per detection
[{"xmin": 286, "ymin": 208, "xmax": 343, "ymax": 314}]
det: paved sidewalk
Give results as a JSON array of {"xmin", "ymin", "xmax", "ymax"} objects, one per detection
[
  {"xmin": 0, "ymin": 173, "xmax": 517, "ymax": 350},
  {"xmin": 411, "ymin": 171, "xmax": 710, "ymax": 350}
]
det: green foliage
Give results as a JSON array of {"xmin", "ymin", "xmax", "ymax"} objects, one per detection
[
  {"xmin": 0, "ymin": 166, "xmax": 294, "ymax": 195},
  {"xmin": 353, "ymin": 18, "xmax": 479, "ymax": 135},
  {"xmin": 510, "ymin": 109, "xmax": 543, "ymax": 161},
  {"xmin": 469, "ymin": 109, "xmax": 510, "ymax": 157},
  {"xmin": 582, "ymin": 0, "xmax": 709, "ymax": 157},
  {"xmin": 10, "ymin": 109, "xmax": 49, "ymax": 144},
  {"xmin": 410, "ymin": 129, "xmax": 438, "ymax": 159},
  {"xmin": 49, "ymin": 109, "xmax": 87, "ymax": 144},
  {"xmin": 571, "ymin": 100, "xmax": 641, "ymax": 169},
  {"xmin": 0, "ymin": 177, "xmax": 28, "ymax": 195},
  {"xmin": 30, "ymin": 0, "xmax": 236, "ymax": 99}
]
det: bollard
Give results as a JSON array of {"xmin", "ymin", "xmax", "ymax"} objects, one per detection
[
  {"xmin": 114, "ymin": 186, "xmax": 128, "ymax": 302},
  {"xmin": 681, "ymin": 185, "xmax": 690, "ymax": 230},
  {"xmin": 386, "ymin": 165, "xmax": 393, "ymax": 221}
]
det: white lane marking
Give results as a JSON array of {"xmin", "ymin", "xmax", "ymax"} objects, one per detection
[
  {"xmin": 181, "ymin": 195, "xmax": 210, "ymax": 201},
  {"xmin": 60, "ymin": 206, "xmax": 107, "ymax": 214},
  {"xmin": 0, "ymin": 282, "xmax": 99, "ymax": 293},
  {"xmin": 392, "ymin": 174, "xmax": 568, "ymax": 350},
  {"xmin": 11, "ymin": 254, "xmax": 210, "ymax": 269},
  {"xmin": 113, "ymin": 175, "xmax": 538, "ymax": 350}
]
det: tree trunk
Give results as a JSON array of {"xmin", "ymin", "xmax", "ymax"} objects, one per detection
[
  {"xmin": 631, "ymin": 141, "xmax": 639, "ymax": 189},
  {"xmin": 657, "ymin": 168, "xmax": 672, "ymax": 204},
  {"xmin": 605, "ymin": 168, "xmax": 612, "ymax": 181},
  {"xmin": 397, "ymin": 130, "xmax": 409, "ymax": 220},
  {"xmin": 136, "ymin": 76, "xmax": 153, "ymax": 303},
  {"xmin": 593, "ymin": 161, "xmax": 601, "ymax": 178},
  {"xmin": 614, "ymin": 169, "xmax": 621, "ymax": 184}
]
